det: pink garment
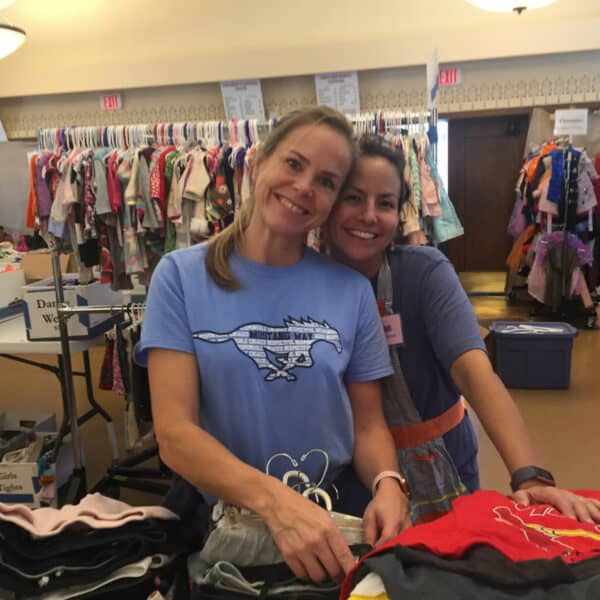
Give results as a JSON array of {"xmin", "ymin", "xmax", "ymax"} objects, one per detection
[
  {"xmin": 527, "ymin": 253, "xmax": 546, "ymax": 303},
  {"xmin": 418, "ymin": 150, "xmax": 441, "ymax": 217},
  {"xmin": 107, "ymin": 152, "xmax": 123, "ymax": 213},
  {"xmin": 528, "ymin": 242, "xmax": 586, "ymax": 303},
  {"xmin": 0, "ymin": 493, "xmax": 177, "ymax": 538},
  {"xmin": 570, "ymin": 267, "xmax": 583, "ymax": 297},
  {"xmin": 112, "ymin": 338, "xmax": 125, "ymax": 394},
  {"xmin": 149, "ymin": 153, "xmax": 162, "ymax": 200},
  {"xmin": 535, "ymin": 173, "xmax": 558, "ymax": 216}
]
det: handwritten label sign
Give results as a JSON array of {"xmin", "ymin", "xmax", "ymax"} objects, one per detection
[
  {"xmin": 315, "ymin": 72, "xmax": 360, "ymax": 115},
  {"xmin": 554, "ymin": 109, "xmax": 588, "ymax": 136},
  {"xmin": 382, "ymin": 314, "xmax": 404, "ymax": 346}
]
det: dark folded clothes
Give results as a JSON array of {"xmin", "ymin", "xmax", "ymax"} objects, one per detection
[
  {"xmin": 0, "ymin": 518, "xmax": 194, "ymax": 595},
  {"xmin": 364, "ymin": 552, "xmax": 600, "ymax": 600},
  {"xmin": 348, "ymin": 544, "xmax": 600, "ymax": 599}
]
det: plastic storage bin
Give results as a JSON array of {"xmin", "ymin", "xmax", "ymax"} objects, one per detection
[{"xmin": 489, "ymin": 321, "xmax": 578, "ymax": 389}]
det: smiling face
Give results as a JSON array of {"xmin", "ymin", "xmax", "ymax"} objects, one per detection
[
  {"xmin": 326, "ymin": 155, "xmax": 402, "ymax": 277},
  {"xmin": 249, "ymin": 123, "xmax": 353, "ymax": 245}
]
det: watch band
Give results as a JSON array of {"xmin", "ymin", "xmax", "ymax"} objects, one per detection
[
  {"xmin": 371, "ymin": 470, "xmax": 410, "ymax": 498},
  {"xmin": 510, "ymin": 466, "xmax": 556, "ymax": 493}
]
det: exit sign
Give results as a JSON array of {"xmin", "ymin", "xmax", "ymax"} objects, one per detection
[
  {"xmin": 100, "ymin": 94, "xmax": 122, "ymax": 111},
  {"xmin": 439, "ymin": 67, "xmax": 461, "ymax": 87}
]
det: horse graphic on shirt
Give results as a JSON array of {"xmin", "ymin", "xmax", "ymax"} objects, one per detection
[{"xmin": 193, "ymin": 317, "xmax": 342, "ymax": 381}]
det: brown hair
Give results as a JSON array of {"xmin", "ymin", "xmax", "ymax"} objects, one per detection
[
  {"xmin": 205, "ymin": 106, "xmax": 355, "ymax": 290},
  {"xmin": 357, "ymin": 135, "xmax": 409, "ymax": 211}
]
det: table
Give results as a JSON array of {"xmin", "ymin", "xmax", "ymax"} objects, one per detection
[{"xmin": 0, "ymin": 314, "xmax": 119, "ymax": 503}]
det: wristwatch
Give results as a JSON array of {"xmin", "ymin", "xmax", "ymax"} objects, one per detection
[
  {"xmin": 371, "ymin": 470, "xmax": 411, "ymax": 499},
  {"xmin": 510, "ymin": 466, "xmax": 556, "ymax": 493}
]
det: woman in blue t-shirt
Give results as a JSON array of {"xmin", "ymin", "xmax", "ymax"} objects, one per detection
[
  {"xmin": 326, "ymin": 134, "xmax": 600, "ymax": 525},
  {"xmin": 138, "ymin": 108, "xmax": 411, "ymax": 584}
]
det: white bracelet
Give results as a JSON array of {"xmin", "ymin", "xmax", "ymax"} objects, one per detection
[{"xmin": 371, "ymin": 470, "xmax": 410, "ymax": 498}]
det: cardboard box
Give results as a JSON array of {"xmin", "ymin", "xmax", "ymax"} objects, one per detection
[
  {"xmin": 23, "ymin": 275, "xmax": 123, "ymax": 341},
  {"xmin": 21, "ymin": 251, "xmax": 77, "ymax": 284},
  {"xmin": 0, "ymin": 411, "xmax": 57, "ymax": 507},
  {"xmin": 0, "ymin": 268, "xmax": 25, "ymax": 321}
]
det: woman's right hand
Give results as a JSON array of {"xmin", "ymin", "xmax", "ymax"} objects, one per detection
[{"xmin": 262, "ymin": 482, "xmax": 356, "ymax": 583}]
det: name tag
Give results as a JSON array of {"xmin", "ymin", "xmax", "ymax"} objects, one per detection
[{"xmin": 381, "ymin": 313, "xmax": 404, "ymax": 346}]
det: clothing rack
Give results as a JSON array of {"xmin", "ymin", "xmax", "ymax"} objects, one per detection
[
  {"xmin": 38, "ymin": 118, "xmax": 276, "ymax": 151},
  {"xmin": 350, "ymin": 110, "xmax": 435, "ymax": 138},
  {"xmin": 560, "ymin": 136, "xmax": 575, "ymax": 311},
  {"xmin": 37, "ymin": 108, "xmax": 435, "ymax": 151},
  {"xmin": 49, "ymin": 253, "xmax": 165, "ymax": 502},
  {"xmin": 43, "ymin": 106, "xmax": 441, "ymax": 501},
  {"xmin": 506, "ymin": 134, "xmax": 599, "ymax": 326}
]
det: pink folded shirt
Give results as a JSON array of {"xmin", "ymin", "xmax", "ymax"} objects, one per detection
[{"xmin": 0, "ymin": 492, "xmax": 178, "ymax": 538}]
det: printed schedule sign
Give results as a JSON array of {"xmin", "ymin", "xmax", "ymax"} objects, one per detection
[
  {"xmin": 220, "ymin": 80, "xmax": 266, "ymax": 121},
  {"xmin": 315, "ymin": 72, "xmax": 360, "ymax": 115}
]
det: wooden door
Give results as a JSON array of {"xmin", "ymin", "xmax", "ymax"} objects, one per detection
[{"xmin": 448, "ymin": 115, "xmax": 529, "ymax": 272}]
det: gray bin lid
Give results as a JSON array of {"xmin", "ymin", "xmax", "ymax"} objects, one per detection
[{"xmin": 490, "ymin": 321, "xmax": 578, "ymax": 338}]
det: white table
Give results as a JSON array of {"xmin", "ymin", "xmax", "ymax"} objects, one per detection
[
  {"xmin": 0, "ymin": 314, "xmax": 102, "ymax": 354},
  {"xmin": 0, "ymin": 314, "xmax": 119, "ymax": 502}
]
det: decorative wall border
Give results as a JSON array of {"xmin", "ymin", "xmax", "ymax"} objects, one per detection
[
  {"xmin": 437, "ymin": 73, "xmax": 600, "ymax": 113},
  {"xmin": 2, "ymin": 73, "xmax": 599, "ymax": 139}
]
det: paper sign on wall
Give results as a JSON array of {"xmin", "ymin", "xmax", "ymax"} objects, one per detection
[
  {"xmin": 554, "ymin": 109, "xmax": 588, "ymax": 136},
  {"xmin": 220, "ymin": 80, "xmax": 266, "ymax": 121},
  {"xmin": 315, "ymin": 72, "xmax": 360, "ymax": 115}
]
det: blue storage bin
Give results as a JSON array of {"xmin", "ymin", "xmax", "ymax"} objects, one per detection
[{"xmin": 489, "ymin": 321, "xmax": 578, "ymax": 389}]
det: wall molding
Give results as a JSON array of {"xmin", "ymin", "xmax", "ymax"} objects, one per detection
[{"xmin": 1, "ymin": 55, "xmax": 599, "ymax": 139}]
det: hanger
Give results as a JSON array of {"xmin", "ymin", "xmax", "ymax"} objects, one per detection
[{"xmin": 282, "ymin": 469, "xmax": 310, "ymax": 491}]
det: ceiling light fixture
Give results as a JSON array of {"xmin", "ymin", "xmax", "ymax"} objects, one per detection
[
  {"xmin": 0, "ymin": 23, "xmax": 25, "ymax": 59},
  {"xmin": 466, "ymin": 0, "xmax": 558, "ymax": 14}
]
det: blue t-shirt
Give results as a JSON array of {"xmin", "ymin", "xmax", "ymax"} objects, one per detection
[
  {"xmin": 136, "ymin": 244, "xmax": 393, "ymax": 494},
  {"xmin": 389, "ymin": 246, "xmax": 486, "ymax": 488}
]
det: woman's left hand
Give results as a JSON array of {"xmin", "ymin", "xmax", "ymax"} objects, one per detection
[
  {"xmin": 362, "ymin": 479, "xmax": 412, "ymax": 547},
  {"xmin": 513, "ymin": 486, "xmax": 600, "ymax": 524}
]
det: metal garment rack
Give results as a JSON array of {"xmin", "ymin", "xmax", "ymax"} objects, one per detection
[
  {"xmin": 49, "ymin": 251, "xmax": 161, "ymax": 502},
  {"xmin": 42, "ymin": 107, "xmax": 438, "ymax": 500},
  {"xmin": 37, "ymin": 118, "xmax": 275, "ymax": 150}
]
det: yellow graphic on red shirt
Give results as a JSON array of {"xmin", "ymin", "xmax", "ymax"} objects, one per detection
[
  {"xmin": 493, "ymin": 506, "xmax": 575, "ymax": 553},
  {"xmin": 490, "ymin": 499, "xmax": 600, "ymax": 559},
  {"xmin": 525, "ymin": 523, "xmax": 600, "ymax": 542}
]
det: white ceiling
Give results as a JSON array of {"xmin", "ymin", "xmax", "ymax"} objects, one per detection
[
  {"xmin": 1, "ymin": 0, "xmax": 599, "ymax": 97},
  {"xmin": 4, "ymin": 0, "xmax": 600, "ymax": 48}
]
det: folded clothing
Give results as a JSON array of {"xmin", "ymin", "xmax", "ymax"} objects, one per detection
[{"xmin": 0, "ymin": 492, "xmax": 178, "ymax": 538}]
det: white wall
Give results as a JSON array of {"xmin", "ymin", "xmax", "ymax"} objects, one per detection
[
  {"xmin": 0, "ymin": 141, "xmax": 37, "ymax": 233},
  {"xmin": 0, "ymin": 0, "xmax": 598, "ymax": 97},
  {"xmin": 1, "ymin": 50, "xmax": 599, "ymax": 140}
]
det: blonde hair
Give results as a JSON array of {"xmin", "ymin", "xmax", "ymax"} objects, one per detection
[{"xmin": 205, "ymin": 106, "xmax": 355, "ymax": 290}]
